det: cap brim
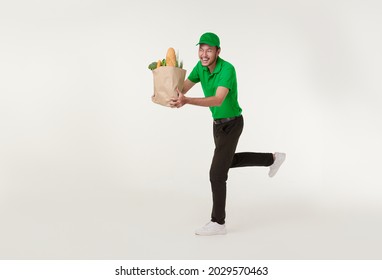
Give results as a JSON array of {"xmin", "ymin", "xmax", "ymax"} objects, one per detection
[{"xmin": 196, "ymin": 41, "xmax": 219, "ymax": 47}]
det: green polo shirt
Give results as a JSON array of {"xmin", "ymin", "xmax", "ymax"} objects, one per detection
[{"xmin": 187, "ymin": 57, "xmax": 242, "ymax": 119}]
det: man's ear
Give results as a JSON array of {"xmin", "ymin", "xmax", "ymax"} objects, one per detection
[{"xmin": 217, "ymin": 48, "xmax": 221, "ymax": 55}]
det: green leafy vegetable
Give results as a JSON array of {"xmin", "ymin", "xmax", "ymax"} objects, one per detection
[{"xmin": 148, "ymin": 61, "xmax": 157, "ymax": 70}]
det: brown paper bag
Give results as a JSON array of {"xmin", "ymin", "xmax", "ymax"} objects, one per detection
[{"xmin": 151, "ymin": 66, "xmax": 186, "ymax": 107}]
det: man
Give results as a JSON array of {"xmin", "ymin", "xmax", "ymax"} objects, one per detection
[{"xmin": 169, "ymin": 32, "xmax": 286, "ymax": 236}]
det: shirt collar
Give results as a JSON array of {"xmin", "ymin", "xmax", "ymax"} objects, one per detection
[{"xmin": 202, "ymin": 57, "xmax": 222, "ymax": 75}]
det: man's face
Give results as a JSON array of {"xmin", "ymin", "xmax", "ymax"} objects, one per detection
[{"xmin": 198, "ymin": 44, "xmax": 220, "ymax": 68}]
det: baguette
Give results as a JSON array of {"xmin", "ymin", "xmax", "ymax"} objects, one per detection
[{"xmin": 166, "ymin": 47, "xmax": 176, "ymax": 67}]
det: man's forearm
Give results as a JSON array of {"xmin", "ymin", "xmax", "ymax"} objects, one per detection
[
  {"xmin": 170, "ymin": 85, "xmax": 228, "ymax": 108},
  {"xmin": 185, "ymin": 96, "xmax": 222, "ymax": 107},
  {"xmin": 181, "ymin": 79, "xmax": 195, "ymax": 95}
]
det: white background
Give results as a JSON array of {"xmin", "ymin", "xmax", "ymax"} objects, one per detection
[{"xmin": 0, "ymin": 0, "xmax": 381, "ymax": 259}]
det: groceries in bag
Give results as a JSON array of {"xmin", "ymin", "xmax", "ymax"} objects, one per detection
[{"xmin": 148, "ymin": 48, "xmax": 186, "ymax": 107}]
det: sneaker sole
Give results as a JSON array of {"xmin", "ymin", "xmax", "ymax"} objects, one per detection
[{"xmin": 195, "ymin": 228, "xmax": 227, "ymax": 236}]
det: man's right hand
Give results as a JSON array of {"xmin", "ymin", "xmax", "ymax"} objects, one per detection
[{"xmin": 169, "ymin": 88, "xmax": 187, "ymax": 108}]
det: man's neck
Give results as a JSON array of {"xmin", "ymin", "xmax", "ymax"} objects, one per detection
[
  {"xmin": 207, "ymin": 56, "xmax": 220, "ymax": 73},
  {"xmin": 208, "ymin": 64, "xmax": 216, "ymax": 73}
]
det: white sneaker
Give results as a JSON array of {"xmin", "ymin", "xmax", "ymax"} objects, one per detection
[
  {"xmin": 195, "ymin": 221, "xmax": 227, "ymax": 236},
  {"xmin": 268, "ymin": 152, "xmax": 286, "ymax": 177}
]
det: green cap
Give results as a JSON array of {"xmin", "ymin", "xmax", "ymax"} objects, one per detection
[{"xmin": 196, "ymin": 32, "xmax": 220, "ymax": 48}]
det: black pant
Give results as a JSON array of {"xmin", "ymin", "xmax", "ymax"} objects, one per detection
[{"xmin": 209, "ymin": 115, "xmax": 274, "ymax": 225}]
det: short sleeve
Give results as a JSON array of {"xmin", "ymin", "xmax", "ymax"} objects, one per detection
[{"xmin": 218, "ymin": 64, "xmax": 236, "ymax": 90}]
